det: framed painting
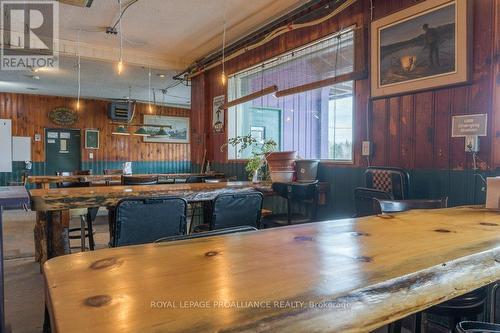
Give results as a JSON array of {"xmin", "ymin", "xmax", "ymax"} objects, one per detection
[
  {"xmin": 371, "ymin": 0, "xmax": 471, "ymax": 98},
  {"xmin": 84, "ymin": 129, "xmax": 99, "ymax": 149},
  {"xmin": 143, "ymin": 115, "xmax": 190, "ymax": 143}
]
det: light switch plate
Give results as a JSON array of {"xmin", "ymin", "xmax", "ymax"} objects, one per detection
[
  {"xmin": 89, "ymin": 152, "xmax": 94, "ymax": 159},
  {"xmin": 465, "ymin": 136, "xmax": 479, "ymax": 153},
  {"xmin": 362, "ymin": 141, "xmax": 371, "ymax": 156}
]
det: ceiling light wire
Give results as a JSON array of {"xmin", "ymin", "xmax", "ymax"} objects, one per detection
[
  {"xmin": 221, "ymin": 2, "xmax": 227, "ymax": 86},
  {"xmin": 77, "ymin": 29, "xmax": 82, "ymax": 110},
  {"xmin": 117, "ymin": 0, "xmax": 124, "ymax": 74}
]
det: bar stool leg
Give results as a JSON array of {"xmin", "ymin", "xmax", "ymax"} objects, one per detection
[
  {"xmin": 79, "ymin": 215, "xmax": 86, "ymax": 252},
  {"xmin": 414, "ymin": 312, "xmax": 422, "ymax": 333},
  {"xmin": 87, "ymin": 213, "xmax": 95, "ymax": 251}
]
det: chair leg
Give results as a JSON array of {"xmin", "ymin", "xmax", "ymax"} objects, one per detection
[
  {"xmin": 388, "ymin": 320, "xmax": 402, "ymax": 333},
  {"xmin": 80, "ymin": 215, "xmax": 86, "ymax": 252},
  {"xmin": 87, "ymin": 213, "xmax": 95, "ymax": 251},
  {"xmin": 414, "ymin": 312, "xmax": 422, "ymax": 333},
  {"xmin": 43, "ymin": 304, "xmax": 51, "ymax": 333}
]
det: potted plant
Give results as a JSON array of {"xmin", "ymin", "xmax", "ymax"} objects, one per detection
[{"xmin": 221, "ymin": 134, "xmax": 277, "ymax": 182}]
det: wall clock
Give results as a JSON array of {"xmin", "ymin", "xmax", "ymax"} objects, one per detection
[{"xmin": 49, "ymin": 107, "xmax": 79, "ymax": 126}]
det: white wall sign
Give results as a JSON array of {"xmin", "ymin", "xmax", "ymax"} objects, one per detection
[
  {"xmin": 0, "ymin": 120, "xmax": 12, "ymax": 172},
  {"xmin": 451, "ymin": 114, "xmax": 488, "ymax": 137},
  {"xmin": 12, "ymin": 137, "xmax": 31, "ymax": 161}
]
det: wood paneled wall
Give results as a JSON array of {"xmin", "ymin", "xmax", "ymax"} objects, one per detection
[
  {"xmin": 191, "ymin": 0, "xmax": 500, "ymax": 171},
  {"xmin": 0, "ymin": 92, "xmax": 190, "ymax": 162}
]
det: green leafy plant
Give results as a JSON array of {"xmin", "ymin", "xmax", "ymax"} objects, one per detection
[{"xmin": 221, "ymin": 134, "xmax": 277, "ymax": 181}]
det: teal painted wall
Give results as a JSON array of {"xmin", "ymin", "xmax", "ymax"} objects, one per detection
[
  {"xmin": 0, "ymin": 160, "xmax": 191, "ymax": 187},
  {"xmin": 201, "ymin": 162, "xmax": 500, "ymax": 220}
]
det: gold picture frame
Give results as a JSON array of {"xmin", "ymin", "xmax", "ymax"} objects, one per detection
[{"xmin": 370, "ymin": 0, "xmax": 472, "ymax": 98}]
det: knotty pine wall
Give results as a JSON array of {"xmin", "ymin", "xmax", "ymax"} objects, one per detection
[
  {"xmin": 0, "ymin": 92, "xmax": 191, "ymax": 184},
  {"xmin": 190, "ymin": 0, "xmax": 500, "ymax": 217}
]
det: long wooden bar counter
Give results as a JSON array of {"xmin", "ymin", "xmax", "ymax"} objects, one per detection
[{"xmin": 43, "ymin": 206, "xmax": 500, "ymax": 333}]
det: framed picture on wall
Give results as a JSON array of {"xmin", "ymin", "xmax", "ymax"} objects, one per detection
[
  {"xmin": 212, "ymin": 95, "xmax": 225, "ymax": 133},
  {"xmin": 143, "ymin": 115, "xmax": 190, "ymax": 143},
  {"xmin": 84, "ymin": 129, "xmax": 99, "ymax": 149},
  {"xmin": 371, "ymin": 0, "xmax": 471, "ymax": 98}
]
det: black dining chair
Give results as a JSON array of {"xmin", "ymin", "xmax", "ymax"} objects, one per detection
[
  {"xmin": 353, "ymin": 187, "xmax": 393, "ymax": 217},
  {"xmin": 261, "ymin": 181, "xmax": 319, "ymax": 228},
  {"xmin": 365, "ymin": 166, "xmax": 410, "ymax": 199},
  {"xmin": 110, "ymin": 196, "xmax": 187, "ymax": 247},
  {"xmin": 122, "ymin": 175, "xmax": 159, "ymax": 185},
  {"xmin": 375, "ymin": 198, "xmax": 487, "ymax": 333},
  {"xmin": 456, "ymin": 321, "xmax": 500, "ymax": 332},
  {"xmin": 154, "ymin": 226, "xmax": 258, "ymax": 243},
  {"xmin": 376, "ymin": 198, "xmax": 448, "ymax": 214},
  {"xmin": 56, "ymin": 171, "xmax": 97, "ymax": 251},
  {"xmin": 193, "ymin": 192, "xmax": 264, "ymax": 232}
]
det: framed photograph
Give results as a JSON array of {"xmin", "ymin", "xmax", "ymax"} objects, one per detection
[
  {"xmin": 143, "ymin": 115, "xmax": 190, "ymax": 143},
  {"xmin": 371, "ymin": 0, "xmax": 471, "ymax": 98},
  {"xmin": 251, "ymin": 126, "xmax": 265, "ymax": 143},
  {"xmin": 212, "ymin": 95, "xmax": 225, "ymax": 133},
  {"xmin": 84, "ymin": 129, "xmax": 99, "ymax": 149}
]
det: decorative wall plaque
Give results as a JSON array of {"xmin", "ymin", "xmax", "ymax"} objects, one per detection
[{"xmin": 49, "ymin": 107, "xmax": 78, "ymax": 125}]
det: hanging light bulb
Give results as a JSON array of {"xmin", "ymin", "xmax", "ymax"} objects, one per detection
[
  {"xmin": 76, "ymin": 29, "xmax": 82, "ymax": 110},
  {"xmin": 221, "ymin": 10, "xmax": 227, "ymax": 86},
  {"xmin": 117, "ymin": 0, "xmax": 124, "ymax": 75},
  {"xmin": 148, "ymin": 66, "xmax": 154, "ymax": 113}
]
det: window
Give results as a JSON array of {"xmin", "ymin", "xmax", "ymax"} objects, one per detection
[{"xmin": 227, "ymin": 28, "xmax": 355, "ymax": 161}]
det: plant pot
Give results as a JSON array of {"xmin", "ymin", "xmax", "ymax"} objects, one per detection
[
  {"xmin": 266, "ymin": 151, "xmax": 297, "ymax": 172},
  {"xmin": 295, "ymin": 159, "xmax": 319, "ymax": 182},
  {"xmin": 270, "ymin": 171, "xmax": 295, "ymax": 183}
]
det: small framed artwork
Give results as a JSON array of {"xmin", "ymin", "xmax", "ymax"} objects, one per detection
[
  {"xmin": 212, "ymin": 95, "xmax": 225, "ymax": 133},
  {"xmin": 371, "ymin": 0, "xmax": 471, "ymax": 98},
  {"xmin": 85, "ymin": 129, "xmax": 99, "ymax": 149},
  {"xmin": 251, "ymin": 126, "xmax": 265, "ymax": 143}
]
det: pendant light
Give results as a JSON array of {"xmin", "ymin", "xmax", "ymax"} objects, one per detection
[
  {"xmin": 148, "ymin": 66, "xmax": 153, "ymax": 113},
  {"xmin": 76, "ymin": 29, "xmax": 81, "ymax": 110},
  {"xmin": 133, "ymin": 126, "xmax": 149, "ymax": 136},
  {"xmin": 112, "ymin": 125, "xmax": 130, "ymax": 136},
  {"xmin": 117, "ymin": 0, "xmax": 124, "ymax": 75},
  {"xmin": 221, "ymin": 8, "xmax": 227, "ymax": 86},
  {"xmin": 155, "ymin": 127, "xmax": 168, "ymax": 137}
]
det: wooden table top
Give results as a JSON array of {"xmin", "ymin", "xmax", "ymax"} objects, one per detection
[
  {"xmin": 27, "ymin": 173, "xmax": 225, "ymax": 185},
  {"xmin": 44, "ymin": 207, "xmax": 500, "ymax": 333},
  {"xmin": 29, "ymin": 182, "xmax": 265, "ymax": 211},
  {"xmin": 29, "ymin": 181, "xmax": 330, "ymax": 211}
]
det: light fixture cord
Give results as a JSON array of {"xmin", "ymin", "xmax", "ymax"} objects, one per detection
[
  {"xmin": 148, "ymin": 66, "xmax": 152, "ymax": 105},
  {"xmin": 77, "ymin": 29, "xmax": 81, "ymax": 108},
  {"xmin": 222, "ymin": 4, "xmax": 226, "ymax": 77},
  {"xmin": 118, "ymin": 0, "xmax": 123, "ymax": 63}
]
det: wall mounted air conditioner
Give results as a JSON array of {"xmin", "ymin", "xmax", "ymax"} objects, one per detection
[{"xmin": 107, "ymin": 100, "xmax": 135, "ymax": 122}]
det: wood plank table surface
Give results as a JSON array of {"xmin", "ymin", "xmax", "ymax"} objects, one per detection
[
  {"xmin": 27, "ymin": 172, "xmax": 225, "ymax": 189},
  {"xmin": 30, "ymin": 181, "xmax": 330, "ymax": 265},
  {"xmin": 43, "ymin": 206, "xmax": 500, "ymax": 333},
  {"xmin": 0, "ymin": 186, "xmax": 30, "ymax": 332}
]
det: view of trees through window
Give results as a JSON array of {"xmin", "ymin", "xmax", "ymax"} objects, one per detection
[{"xmin": 227, "ymin": 28, "xmax": 354, "ymax": 161}]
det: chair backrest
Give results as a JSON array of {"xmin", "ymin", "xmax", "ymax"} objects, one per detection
[
  {"xmin": 375, "ymin": 198, "xmax": 448, "ymax": 214},
  {"xmin": 210, "ymin": 192, "xmax": 263, "ymax": 230},
  {"xmin": 186, "ymin": 175, "xmax": 205, "ymax": 183},
  {"xmin": 104, "ymin": 169, "xmax": 123, "ymax": 175},
  {"xmin": 154, "ymin": 226, "xmax": 258, "ymax": 243},
  {"xmin": 112, "ymin": 197, "xmax": 187, "ymax": 247},
  {"xmin": 456, "ymin": 321, "xmax": 500, "ymax": 333},
  {"xmin": 272, "ymin": 181, "xmax": 320, "ymax": 222},
  {"xmin": 55, "ymin": 171, "xmax": 90, "ymax": 188},
  {"xmin": 354, "ymin": 187, "xmax": 393, "ymax": 217},
  {"xmin": 122, "ymin": 175, "xmax": 159, "ymax": 185},
  {"xmin": 365, "ymin": 166, "xmax": 410, "ymax": 199}
]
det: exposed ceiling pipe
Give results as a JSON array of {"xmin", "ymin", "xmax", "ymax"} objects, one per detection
[{"xmin": 174, "ymin": 0, "xmax": 356, "ymax": 81}]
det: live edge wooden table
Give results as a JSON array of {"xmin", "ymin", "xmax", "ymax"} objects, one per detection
[
  {"xmin": 27, "ymin": 172, "xmax": 225, "ymax": 189},
  {"xmin": 30, "ymin": 181, "xmax": 329, "ymax": 265},
  {"xmin": 43, "ymin": 207, "xmax": 500, "ymax": 333}
]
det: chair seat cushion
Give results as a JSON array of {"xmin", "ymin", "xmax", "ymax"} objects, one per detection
[
  {"xmin": 426, "ymin": 287, "xmax": 487, "ymax": 316},
  {"xmin": 262, "ymin": 213, "xmax": 312, "ymax": 227}
]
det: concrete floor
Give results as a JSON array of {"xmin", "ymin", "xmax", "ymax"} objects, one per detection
[
  {"xmin": 3, "ymin": 209, "xmax": 110, "ymax": 333},
  {"xmin": 2, "ymin": 210, "xmax": 408, "ymax": 333}
]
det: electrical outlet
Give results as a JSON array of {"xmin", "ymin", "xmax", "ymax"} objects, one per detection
[
  {"xmin": 465, "ymin": 136, "xmax": 480, "ymax": 153},
  {"xmin": 89, "ymin": 152, "xmax": 94, "ymax": 159},
  {"xmin": 362, "ymin": 141, "xmax": 372, "ymax": 156}
]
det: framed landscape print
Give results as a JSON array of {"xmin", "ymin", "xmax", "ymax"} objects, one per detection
[
  {"xmin": 371, "ymin": 0, "xmax": 471, "ymax": 98},
  {"xmin": 143, "ymin": 115, "xmax": 190, "ymax": 143}
]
